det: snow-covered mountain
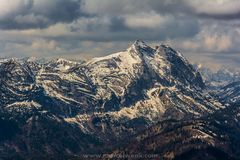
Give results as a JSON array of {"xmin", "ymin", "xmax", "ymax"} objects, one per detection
[{"xmin": 0, "ymin": 40, "xmax": 233, "ymax": 159}]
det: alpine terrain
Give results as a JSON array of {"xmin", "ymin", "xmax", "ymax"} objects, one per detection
[{"xmin": 0, "ymin": 40, "xmax": 239, "ymax": 160}]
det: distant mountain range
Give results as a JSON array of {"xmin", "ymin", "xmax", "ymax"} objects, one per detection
[
  {"xmin": 195, "ymin": 64, "xmax": 240, "ymax": 89},
  {"xmin": 196, "ymin": 65, "xmax": 240, "ymax": 105},
  {"xmin": 0, "ymin": 40, "xmax": 240, "ymax": 160}
]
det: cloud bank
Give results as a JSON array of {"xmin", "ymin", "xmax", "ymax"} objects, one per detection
[
  {"xmin": 0, "ymin": 0, "xmax": 82, "ymax": 29},
  {"xmin": 0, "ymin": 0, "xmax": 240, "ymax": 70}
]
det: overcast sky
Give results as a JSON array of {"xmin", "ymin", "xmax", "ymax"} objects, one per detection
[{"xmin": 0, "ymin": 0, "xmax": 240, "ymax": 70}]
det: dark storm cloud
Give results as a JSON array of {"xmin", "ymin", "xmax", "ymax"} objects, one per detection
[
  {"xmin": 197, "ymin": 12, "xmax": 240, "ymax": 20},
  {"xmin": 81, "ymin": 0, "xmax": 240, "ymax": 20},
  {"xmin": 109, "ymin": 17, "xmax": 129, "ymax": 32},
  {"xmin": 0, "ymin": 0, "xmax": 240, "ymax": 71},
  {"xmin": 56, "ymin": 15, "xmax": 200, "ymax": 42},
  {"xmin": 1, "ymin": 0, "xmax": 239, "ymax": 30},
  {"xmin": 0, "ymin": 0, "xmax": 82, "ymax": 29}
]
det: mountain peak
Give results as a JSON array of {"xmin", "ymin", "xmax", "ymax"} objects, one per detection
[
  {"xmin": 131, "ymin": 40, "xmax": 152, "ymax": 51},
  {"xmin": 128, "ymin": 40, "xmax": 156, "ymax": 57},
  {"xmin": 133, "ymin": 39, "xmax": 148, "ymax": 47}
]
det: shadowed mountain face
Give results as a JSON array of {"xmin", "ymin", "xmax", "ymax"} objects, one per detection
[
  {"xmin": 112, "ymin": 103, "xmax": 240, "ymax": 160},
  {"xmin": 0, "ymin": 41, "xmax": 239, "ymax": 159}
]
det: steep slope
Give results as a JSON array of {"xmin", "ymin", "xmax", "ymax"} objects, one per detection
[
  {"xmin": 0, "ymin": 58, "xmax": 42, "ymax": 107},
  {"xmin": 36, "ymin": 58, "xmax": 98, "ymax": 116}
]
